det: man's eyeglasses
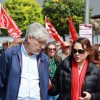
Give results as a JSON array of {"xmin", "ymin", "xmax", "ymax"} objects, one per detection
[
  {"xmin": 72, "ymin": 49, "xmax": 85, "ymax": 54},
  {"xmin": 32, "ymin": 36, "xmax": 46, "ymax": 46}
]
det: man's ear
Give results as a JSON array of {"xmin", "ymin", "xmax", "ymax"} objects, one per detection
[{"xmin": 28, "ymin": 36, "xmax": 32, "ymax": 43}]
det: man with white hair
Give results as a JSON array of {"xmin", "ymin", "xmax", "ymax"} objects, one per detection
[{"xmin": 0, "ymin": 22, "xmax": 50, "ymax": 100}]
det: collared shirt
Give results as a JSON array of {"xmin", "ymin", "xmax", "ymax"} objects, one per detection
[{"xmin": 17, "ymin": 44, "xmax": 40, "ymax": 100}]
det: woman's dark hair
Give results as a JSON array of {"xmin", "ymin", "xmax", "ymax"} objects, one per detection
[
  {"xmin": 70, "ymin": 37, "xmax": 92, "ymax": 61},
  {"xmin": 91, "ymin": 44, "xmax": 99, "ymax": 60},
  {"xmin": 91, "ymin": 44, "xmax": 100, "ymax": 67},
  {"xmin": 45, "ymin": 42, "xmax": 61, "ymax": 61}
]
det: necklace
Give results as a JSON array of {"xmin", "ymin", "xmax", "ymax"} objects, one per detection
[{"xmin": 78, "ymin": 67, "xmax": 82, "ymax": 70}]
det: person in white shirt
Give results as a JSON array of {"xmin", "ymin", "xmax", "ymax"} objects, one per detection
[{"xmin": 0, "ymin": 22, "xmax": 50, "ymax": 100}]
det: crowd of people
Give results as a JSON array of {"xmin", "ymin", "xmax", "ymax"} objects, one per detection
[
  {"xmin": 0, "ymin": 37, "xmax": 23, "ymax": 56},
  {"xmin": 0, "ymin": 22, "xmax": 100, "ymax": 100}
]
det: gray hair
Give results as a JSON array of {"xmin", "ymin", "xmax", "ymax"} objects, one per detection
[{"xmin": 24, "ymin": 22, "xmax": 50, "ymax": 42}]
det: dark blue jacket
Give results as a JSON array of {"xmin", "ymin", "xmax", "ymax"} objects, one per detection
[{"xmin": 0, "ymin": 45, "xmax": 49, "ymax": 100}]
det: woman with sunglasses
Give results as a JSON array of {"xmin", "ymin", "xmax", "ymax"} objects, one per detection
[
  {"xmin": 45, "ymin": 42, "xmax": 62, "ymax": 100},
  {"xmin": 48, "ymin": 37, "xmax": 100, "ymax": 100}
]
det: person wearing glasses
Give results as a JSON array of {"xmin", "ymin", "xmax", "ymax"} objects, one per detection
[
  {"xmin": 48, "ymin": 37, "xmax": 100, "ymax": 100},
  {"xmin": 45, "ymin": 42, "xmax": 62, "ymax": 100},
  {"xmin": 0, "ymin": 22, "xmax": 50, "ymax": 100}
]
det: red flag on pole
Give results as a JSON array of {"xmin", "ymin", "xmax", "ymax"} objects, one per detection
[
  {"xmin": 68, "ymin": 15, "xmax": 78, "ymax": 43},
  {"xmin": 0, "ymin": 4, "xmax": 22, "ymax": 38},
  {"xmin": 45, "ymin": 16, "xmax": 65, "ymax": 46}
]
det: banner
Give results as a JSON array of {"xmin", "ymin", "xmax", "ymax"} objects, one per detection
[
  {"xmin": 68, "ymin": 16, "xmax": 78, "ymax": 43},
  {"xmin": 45, "ymin": 16, "xmax": 65, "ymax": 46},
  {"xmin": 0, "ymin": 4, "xmax": 22, "ymax": 38}
]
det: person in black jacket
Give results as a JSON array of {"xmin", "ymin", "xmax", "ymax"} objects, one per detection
[{"xmin": 48, "ymin": 37, "xmax": 100, "ymax": 100}]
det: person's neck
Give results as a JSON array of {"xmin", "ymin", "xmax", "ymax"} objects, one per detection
[
  {"xmin": 77, "ymin": 60, "xmax": 86, "ymax": 69},
  {"xmin": 63, "ymin": 51, "xmax": 69, "ymax": 56},
  {"xmin": 23, "ymin": 43, "xmax": 33, "ymax": 56}
]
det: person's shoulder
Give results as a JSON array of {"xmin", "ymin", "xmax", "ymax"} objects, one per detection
[
  {"xmin": 60, "ymin": 55, "xmax": 72, "ymax": 68},
  {"xmin": 7, "ymin": 44, "xmax": 20, "ymax": 52},
  {"xmin": 63, "ymin": 55, "xmax": 72, "ymax": 63},
  {"xmin": 40, "ymin": 52, "xmax": 49, "ymax": 60},
  {"xmin": 89, "ymin": 62, "xmax": 100, "ymax": 73},
  {"xmin": 54, "ymin": 54, "xmax": 62, "ymax": 62},
  {"xmin": 3, "ymin": 45, "xmax": 21, "ymax": 56}
]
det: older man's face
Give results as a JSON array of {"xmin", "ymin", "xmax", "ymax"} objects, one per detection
[{"xmin": 26, "ymin": 36, "xmax": 46, "ymax": 56}]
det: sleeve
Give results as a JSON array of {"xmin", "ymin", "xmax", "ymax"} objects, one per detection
[
  {"xmin": 0, "ymin": 51, "xmax": 9, "ymax": 96},
  {"xmin": 48, "ymin": 64, "xmax": 61, "ymax": 96},
  {"xmin": 91, "ymin": 68, "xmax": 100, "ymax": 100}
]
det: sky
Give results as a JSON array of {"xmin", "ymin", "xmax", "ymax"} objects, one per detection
[
  {"xmin": 0, "ymin": 0, "xmax": 100, "ymax": 16},
  {"xmin": 0, "ymin": 0, "xmax": 5, "ymax": 3}
]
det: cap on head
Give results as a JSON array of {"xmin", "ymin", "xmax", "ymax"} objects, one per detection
[
  {"xmin": 2, "ymin": 40, "xmax": 9, "ymax": 45},
  {"xmin": 61, "ymin": 42, "xmax": 70, "ymax": 48}
]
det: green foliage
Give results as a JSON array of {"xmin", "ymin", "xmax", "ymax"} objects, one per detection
[
  {"xmin": 2, "ymin": 0, "xmax": 44, "ymax": 37},
  {"xmin": 43, "ymin": 0, "xmax": 85, "ymax": 38}
]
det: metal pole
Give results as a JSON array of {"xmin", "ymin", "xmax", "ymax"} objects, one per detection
[
  {"xmin": 84, "ymin": 0, "xmax": 89, "ymax": 24},
  {"xmin": 0, "ymin": 29, "xmax": 1, "ymax": 35}
]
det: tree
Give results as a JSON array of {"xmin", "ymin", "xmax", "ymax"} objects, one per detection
[
  {"xmin": 43, "ymin": 0, "xmax": 85, "ymax": 39},
  {"xmin": 2, "ymin": 0, "xmax": 44, "ymax": 37}
]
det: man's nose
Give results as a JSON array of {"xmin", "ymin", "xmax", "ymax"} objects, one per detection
[{"xmin": 40, "ymin": 44, "xmax": 46, "ymax": 50}]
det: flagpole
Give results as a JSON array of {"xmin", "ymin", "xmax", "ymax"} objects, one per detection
[{"xmin": 84, "ymin": 0, "xmax": 89, "ymax": 24}]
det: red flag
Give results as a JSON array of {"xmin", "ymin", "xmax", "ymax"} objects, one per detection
[
  {"xmin": 0, "ymin": 4, "xmax": 22, "ymax": 38},
  {"xmin": 45, "ymin": 16, "xmax": 65, "ymax": 46},
  {"xmin": 68, "ymin": 15, "xmax": 78, "ymax": 43}
]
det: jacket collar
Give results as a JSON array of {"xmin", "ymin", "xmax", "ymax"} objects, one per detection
[
  {"xmin": 62, "ymin": 56, "xmax": 72, "ymax": 72},
  {"xmin": 86, "ymin": 62, "xmax": 93, "ymax": 73},
  {"xmin": 12, "ymin": 44, "xmax": 46, "ymax": 61},
  {"xmin": 37, "ymin": 52, "xmax": 47, "ymax": 62},
  {"xmin": 12, "ymin": 44, "xmax": 22, "ymax": 55}
]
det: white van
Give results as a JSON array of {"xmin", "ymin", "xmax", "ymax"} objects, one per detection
[{"xmin": 0, "ymin": 36, "xmax": 14, "ymax": 44}]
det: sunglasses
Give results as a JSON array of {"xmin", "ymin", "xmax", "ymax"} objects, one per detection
[
  {"xmin": 72, "ymin": 49, "xmax": 85, "ymax": 54},
  {"xmin": 48, "ymin": 48, "xmax": 56, "ymax": 51},
  {"xmin": 65, "ymin": 46, "xmax": 70, "ymax": 48}
]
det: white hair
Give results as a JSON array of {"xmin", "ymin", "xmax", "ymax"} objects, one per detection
[{"xmin": 24, "ymin": 22, "xmax": 50, "ymax": 41}]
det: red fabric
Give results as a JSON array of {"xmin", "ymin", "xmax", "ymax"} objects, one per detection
[
  {"xmin": 45, "ymin": 16, "xmax": 66, "ymax": 46},
  {"xmin": 48, "ymin": 84, "xmax": 53, "ymax": 90},
  {"xmin": 0, "ymin": 4, "xmax": 22, "ymax": 38},
  {"xmin": 68, "ymin": 16, "xmax": 78, "ymax": 43},
  {"xmin": 71, "ymin": 59, "xmax": 88, "ymax": 100}
]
